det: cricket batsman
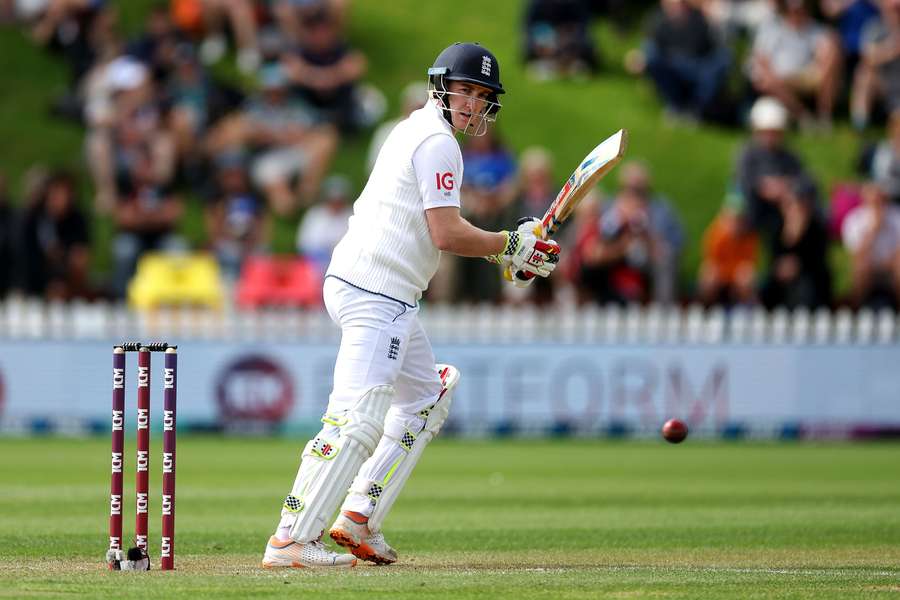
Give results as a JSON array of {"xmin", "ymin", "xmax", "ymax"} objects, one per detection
[{"xmin": 263, "ymin": 42, "xmax": 561, "ymax": 568}]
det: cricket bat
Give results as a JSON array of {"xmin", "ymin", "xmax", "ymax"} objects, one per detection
[{"xmin": 511, "ymin": 128, "xmax": 629, "ymax": 281}]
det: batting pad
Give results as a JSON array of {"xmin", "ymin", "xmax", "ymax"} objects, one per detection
[
  {"xmin": 282, "ymin": 385, "xmax": 393, "ymax": 542},
  {"xmin": 365, "ymin": 364, "xmax": 459, "ymax": 533}
]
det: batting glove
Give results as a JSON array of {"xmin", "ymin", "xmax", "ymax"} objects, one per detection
[{"xmin": 487, "ymin": 222, "xmax": 560, "ymax": 280}]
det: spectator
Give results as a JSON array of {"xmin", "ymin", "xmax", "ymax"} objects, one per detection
[
  {"xmin": 165, "ymin": 43, "xmax": 243, "ymax": 165},
  {"xmin": 0, "ymin": 172, "xmax": 18, "ymax": 297},
  {"xmin": 826, "ymin": 180, "xmax": 864, "ymax": 240},
  {"xmin": 6, "ymin": 0, "xmax": 35, "ymax": 22},
  {"xmin": 197, "ymin": 0, "xmax": 260, "ymax": 74},
  {"xmin": 206, "ymin": 63, "xmax": 338, "ymax": 215},
  {"xmin": 112, "ymin": 98, "xmax": 178, "ymax": 195},
  {"xmin": 511, "ymin": 147, "xmax": 558, "ymax": 304},
  {"xmin": 112, "ymin": 145, "xmax": 185, "ymax": 297},
  {"xmin": 697, "ymin": 187, "xmax": 759, "ymax": 306},
  {"xmin": 563, "ymin": 189, "xmax": 603, "ymax": 304},
  {"xmin": 760, "ymin": 175, "xmax": 832, "ymax": 308},
  {"xmin": 126, "ymin": 4, "xmax": 187, "ymax": 81},
  {"xmin": 45, "ymin": 4, "xmax": 121, "ymax": 122},
  {"xmin": 734, "ymin": 96, "xmax": 813, "ymax": 239},
  {"xmin": 867, "ymin": 109, "xmax": 900, "ymax": 202},
  {"xmin": 170, "ymin": 0, "xmax": 204, "ymax": 36},
  {"xmin": 842, "ymin": 178, "xmax": 900, "ymax": 308},
  {"xmin": 576, "ymin": 177, "xmax": 669, "ymax": 305},
  {"xmin": 296, "ymin": 174, "xmax": 352, "ymax": 275},
  {"xmin": 455, "ymin": 167, "xmax": 518, "ymax": 305},
  {"xmin": 461, "ymin": 127, "xmax": 518, "ymax": 210},
  {"xmin": 272, "ymin": 0, "xmax": 349, "ymax": 46},
  {"xmin": 851, "ymin": 0, "xmax": 900, "ymax": 130},
  {"xmin": 18, "ymin": 171, "xmax": 92, "ymax": 300},
  {"xmin": 82, "ymin": 52, "xmax": 149, "ymax": 133},
  {"xmin": 366, "ymin": 81, "xmax": 426, "ymax": 173},
  {"xmin": 516, "ymin": 146, "xmax": 555, "ymax": 218},
  {"xmin": 523, "ymin": 0, "xmax": 599, "ymax": 79},
  {"xmin": 698, "ymin": 0, "xmax": 775, "ymax": 41},
  {"xmin": 281, "ymin": 3, "xmax": 381, "ymax": 132},
  {"xmin": 30, "ymin": 0, "xmax": 117, "ymax": 87},
  {"xmin": 84, "ymin": 56, "xmax": 178, "ymax": 213},
  {"xmin": 748, "ymin": 0, "xmax": 842, "ymax": 128},
  {"xmin": 272, "ymin": 0, "xmax": 307, "ymax": 46},
  {"xmin": 635, "ymin": 0, "xmax": 732, "ymax": 124},
  {"xmin": 20, "ymin": 164, "xmax": 51, "ymax": 209},
  {"xmin": 204, "ymin": 151, "xmax": 269, "ymax": 279},
  {"xmin": 165, "ymin": 43, "xmax": 213, "ymax": 161},
  {"xmin": 256, "ymin": 25, "xmax": 287, "ymax": 70},
  {"xmin": 617, "ymin": 161, "xmax": 685, "ymax": 304},
  {"xmin": 819, "ymin": 0, "xmax": 879, "ymax": 81}
]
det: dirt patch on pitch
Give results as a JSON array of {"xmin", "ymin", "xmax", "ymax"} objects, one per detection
[{"xmin": 4, "ymin": 549, "xmax": 900, "ymax": 579}]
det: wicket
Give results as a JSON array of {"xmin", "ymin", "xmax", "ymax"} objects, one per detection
[{"xmin": 108, "ymin": 343, "xmax": 178, "ymax": 571}]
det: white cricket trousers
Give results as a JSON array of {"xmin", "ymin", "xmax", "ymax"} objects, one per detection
[
  {"xmin": 323, "ymin": 276, "xmax": 442, "ymax": 421},
  {"xmin": 323, "ymin": 276, "xmax": 443, "ymax": 516}
]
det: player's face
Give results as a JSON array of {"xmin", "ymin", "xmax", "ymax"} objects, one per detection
[
  {"xmin": 446, "ymin": 80, "xmax": 494, "ymax": 134},
  {"xmin": 755, "ymin": 128, "xmax": 784, "ymax": 149}
]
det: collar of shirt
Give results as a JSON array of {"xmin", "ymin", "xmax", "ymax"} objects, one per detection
[{"xmin": 421, "ymin": 98, "xmax": 453, "ymax": 135}]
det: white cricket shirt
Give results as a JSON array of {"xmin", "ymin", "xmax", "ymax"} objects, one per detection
[{"xmin": 327, "ymin": 100, "xmax": 463, "ymax": 304}]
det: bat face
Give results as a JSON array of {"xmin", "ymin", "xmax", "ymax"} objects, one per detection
[
  {"xmin": 507, "ymin": 129, "xmax": 628, "ymax": 283},
  {"xmin": 541, "ymin": 129, "xmax": 628, "ymax": 237}
]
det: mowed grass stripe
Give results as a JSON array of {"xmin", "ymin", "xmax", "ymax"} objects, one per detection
[{"xmin": 0, "ymin": 438, "xmax": 898, "ymax": 598}]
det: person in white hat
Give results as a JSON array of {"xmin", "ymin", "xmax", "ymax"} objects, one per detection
[{"xmin": 734, "ymin": 96, "xmax": 815, "ymax": 237}]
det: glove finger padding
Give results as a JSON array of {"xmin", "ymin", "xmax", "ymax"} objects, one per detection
[
  {"xmin": 486, "ymin": 224, "xmax": 561, "ymax": 279},
  {"xmin": 516, "ymin": 216, "xmax": 545, "ymax": 238},
  {"xmin": 512, "ymin": 238, "xmax": 560, "ymax": 278},
  {"xmin": 510, "ymin": 266, "xmax": 535, "ymax": 287}
]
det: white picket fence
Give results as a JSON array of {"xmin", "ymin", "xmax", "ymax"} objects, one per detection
[{"xmin": 0, "ymin": 298, "xmax": 897, "ymax": 345}]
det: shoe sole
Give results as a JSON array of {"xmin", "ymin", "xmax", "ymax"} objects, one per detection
[
  {"xmin": 261, "ymin": 558, "xmax": 356, "ymax": 569},
  {"xmin": 261, "ymin": 557, "xmax": 357, "ymax": 569},
  {"xmin": 262, "ymin": 560, "xmax": 305, "ymax": 569},
  {"xmin": 329, "ymin": 529, "xmax": 396, "ymax": 565}
]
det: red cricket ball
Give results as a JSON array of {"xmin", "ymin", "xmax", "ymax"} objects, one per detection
[{"xmin": 662, "ymin": 418, "xmax": 688, "ymax": 444}]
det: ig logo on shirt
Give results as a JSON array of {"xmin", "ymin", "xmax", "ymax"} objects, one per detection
[{"xmin": 435, "ymin": 172, "xmax": 454, "ymax": 193}]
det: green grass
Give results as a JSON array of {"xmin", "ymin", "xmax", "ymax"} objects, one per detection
[
  {"xmin": 0, "ymin": 2, "xmax": 869, "ymax": 289},
  {"xmin": 1, "ymin": 438, "xmax": 899, "ymax": 598}
]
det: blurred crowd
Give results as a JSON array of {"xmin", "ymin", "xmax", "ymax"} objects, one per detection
[
  {"xmin": 519, "ymin": 0, "xmax": 900, "ymax": 311},
  {"xmin": 0, "ymin": 0, "xmax": 382, "ymax": 303},
  {"xmin": 0, "ymin": 0, "xmax": 898, "ymax": 311}
]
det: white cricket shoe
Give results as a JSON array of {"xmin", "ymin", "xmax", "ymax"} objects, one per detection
[
  {"xmin": 329, "ymin": 511, "xmax": 398, "ymax": 565},
  {"xmin": 261, "ymin": 535, "xmax": 357, "ymax": 568}
]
